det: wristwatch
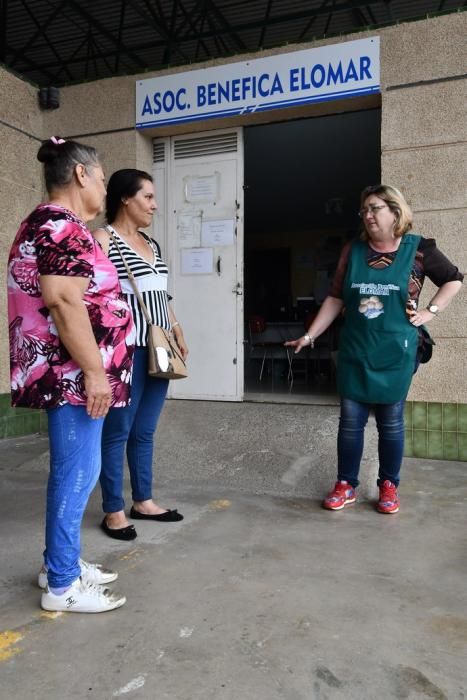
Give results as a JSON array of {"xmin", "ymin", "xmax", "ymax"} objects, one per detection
[{"xmin": 427, "ymin": 304, "xmax": 439, "ymax": 315}]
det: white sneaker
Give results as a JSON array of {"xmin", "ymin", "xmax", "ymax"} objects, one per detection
[
  {"xmin": 41, "ymin": 578, "xmax": 126, "ymax": 613},
  {"xmin": 38, "ymin": 558, "xmax": 118, "ymax": 589}
]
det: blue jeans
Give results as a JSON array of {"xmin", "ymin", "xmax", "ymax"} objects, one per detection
[
  {"xmin": 100, "ymin": 347, "xmax": 169, "ymax": 513},
  {"xmin": 337, "ymin": 398, "xmax": 405, "ymax": 488},
  {"xmin": 45, "ymin": 405, "xmax": 104, "ymax": 588}
]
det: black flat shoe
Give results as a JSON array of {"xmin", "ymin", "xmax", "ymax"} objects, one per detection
[
  {"xmin": 101, "ymin": 517, "xmax": 137, "ymax": 541},
  {"xmin": 130, "ymin": 507, "xmax": 184, "ymax": 522}
]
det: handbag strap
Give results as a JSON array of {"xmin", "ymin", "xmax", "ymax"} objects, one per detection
[{"xmin": 106, "ymin": 225, "xmax": 153, "ymax": 326}]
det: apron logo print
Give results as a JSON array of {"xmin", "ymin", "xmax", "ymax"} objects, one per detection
[{"xmin": 358, "ymin": 295, "xmax": 384, "ymax": 319}]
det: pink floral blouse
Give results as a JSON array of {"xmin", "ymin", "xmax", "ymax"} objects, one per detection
[{"xmin": 8, "ymin": 204, "xmax": 135, "ymax": 409}]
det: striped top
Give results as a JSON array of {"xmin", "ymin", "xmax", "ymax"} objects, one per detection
[{"xmin": 106, "ymin": 225, "xmax": 171, "ymax": 346}]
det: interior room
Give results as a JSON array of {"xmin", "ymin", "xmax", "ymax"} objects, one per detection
[{"xmin": 243, "ymin": 109, "xmax": 381, "ymax": 402}]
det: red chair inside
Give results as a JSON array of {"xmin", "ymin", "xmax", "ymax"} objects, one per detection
[{"xmin": 249, "ymin": 316, "xmax": 266, "ymax": 334}]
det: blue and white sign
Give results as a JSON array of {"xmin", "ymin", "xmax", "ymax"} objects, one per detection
[{"xmin": 136, "ymin": 37, "xmax": 379, "ymax": 129}]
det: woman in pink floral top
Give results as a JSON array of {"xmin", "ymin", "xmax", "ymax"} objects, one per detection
[
  {"xmin": 7, "ymin": 137, "xmax": 135, "ymax": 614},
  {"xmin": 9, "ymin": 205, "xmax": 134, "ymax": 408}
]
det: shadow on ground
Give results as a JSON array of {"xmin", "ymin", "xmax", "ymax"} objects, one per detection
[{"xmin": 0, "ymin": 401, "xmax": 466, "ymax": 700}]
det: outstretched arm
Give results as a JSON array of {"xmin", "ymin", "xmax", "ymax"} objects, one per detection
[{"xmin": 285, "ymin": 296, "xmax": 344, "ymax": 354}]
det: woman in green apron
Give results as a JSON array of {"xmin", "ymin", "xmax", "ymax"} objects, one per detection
[{"xmin": 286, "ymin": 185, "xmax": 463, "ymax": 514}]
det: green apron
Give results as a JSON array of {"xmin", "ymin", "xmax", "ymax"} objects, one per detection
[{"xmin": 337, "ymin": 234, "xmax": 420, "ymax": 404}]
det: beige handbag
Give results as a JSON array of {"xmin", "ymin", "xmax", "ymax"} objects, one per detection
[
  {"xmin": 146, "ymin": 324, "xmax": 188, "ymax": 380},
  {"xmin": 107, "ymin": 228, "xmax": 187, "ymax": 380}
]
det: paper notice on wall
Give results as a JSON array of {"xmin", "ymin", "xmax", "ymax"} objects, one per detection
[
  {"xmin": 201, "ymin": 219, "xmax": 235, "ymax": 247},
  {"xmin": 180, "ymin": 247, "xmax": 213, "ymax": 275},
  {"xmin": 177, "ymin": 211, "xmax": 202, "ymax": 247},
  {"xmin": 183, "ymin": 173, "xmax": 219, "ymax": 203}
]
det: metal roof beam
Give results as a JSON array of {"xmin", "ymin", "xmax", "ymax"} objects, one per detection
[
  {"xmin": 381, "ymin": 0, "xmax": 394, "ymax": 21},
  {"xmin": 173, "ymin": 0, "xmax": 204, "ymax": 36},
  {"xmin": 364, "ymin": 3, "xmax": 377, "ymax": 24},
  {"xmin": 178, "ymin": 0, "xmax": 210, "ymax": 59},
  {"xmin": 169, "ymin": 0, "xmax": 178, "ymax": 36},
  {"xmin": 164, "ymin": 0, "xmax": 180, "ymax": 64},
  {"xmin": 65, "ymin": 0, "xmax": 147, "ymax": 68},
  {"xmin": 142, "ymin": 0, "xmax": 170, "ymax": 36},
  {"xmin": 203, "ymin": 0, "xmax": 247, "ymax": 51},
  {"xmin": 115, "ymin": 0, "xmax": 127, "ymax": 73},
  {"xmin": 199, "ymin": 0, "xmax": 232, "ymax": 55},
  {"xmin": 258, "ymin": 0, "xmax": 274, "ymax": 49},
  {"xmin": 324, "ymin": 0, "xmax": 337, "ymax": 34},
  {"xmin": 50, "ymin": 33, "xmax": 89, "ymax": 83},
  {"xmin": 9, "ymin": 0, "xmax": 465, "ymax": 86},
  {"xmin": 194, "ymin": 15, "xmax": 209, "ymax": 60},
  {"xmin": 19, "ymin": 0, "xmax": 74, "ymax": 81},
  {"xmin": 174, "ymin": 0, "xmax": 387, "ymax": 42},
  {"xmin": 88, "ymin": 26, "xmax": 115, "ymax": 78},
  {"xmin": 124, "ymin": 0, "xmax": 189, "ymax": 61},
  {"xmin": 9, "ymin": 0, "xmax": 71, "ymax": 68},
  {"xmin": 350, "ymin": 2, "xmax": 378, "ymax": 26},
  {"xmin": 5, "ymin": 45, "xmax": 60, "ymax": 82},
  {"xmin": 153, "ymin": 0, "xmax": 187, "ymax": 63},
  {"xmin": 298, "ymin": 0, "xmax": 332, "ymax": 40},
  {"xmin": 351, "ymin": 6, "xmax": 368, "ymax": 25},
  {"xmin": 26, "ymin": 0, "xmax": 385, "ymax": 76}
]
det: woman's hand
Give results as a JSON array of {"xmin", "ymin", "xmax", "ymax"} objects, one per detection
[
  {"xmin": 284, "ymin": 297, "xmax": 343, "ymax": 354},
  {"xmin": 409, "ymin": 281, "xmax": 463, "ymax": 327},
  {"xmin": 83, "ymin": 368, "xmax": 112, "ymax": 418},
  {"xmin": 174, "ymin": 330, "xmax": 189, "ymax": 360},
  {"xmin": 408, "ymin": 309, "xmax": 435, "ymax": 327},
  {"xmin": 168, "ymin": 306, "xmax": 188, "ymax": 360},
  {"xmin": 284, "ymin": 336, "xmax": 311, "ymax": 354}
]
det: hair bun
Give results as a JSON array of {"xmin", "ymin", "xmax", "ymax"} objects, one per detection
[{"xmin": 37, "ymin": 137, "xmax": 66, "ymax": 163}]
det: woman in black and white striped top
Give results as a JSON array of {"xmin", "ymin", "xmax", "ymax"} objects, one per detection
[
  {"xmin": 94, "ymin": 169, "xmax": 188, "ymax": 540},
  {"xmin": 106, "ymin": 223, "xmax": 171, "ymax": 344}
]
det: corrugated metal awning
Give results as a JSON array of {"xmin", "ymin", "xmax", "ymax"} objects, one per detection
[{"xmin": 1, "ymin": 0, "xmax": 465, "ymax": 87}]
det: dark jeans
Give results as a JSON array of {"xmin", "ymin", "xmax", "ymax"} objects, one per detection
[
  {"xmin": 337, "ymin": 397, "xmax": 405, "ymax": 488},
  {"xmin": 100, "ymin": 347, "xmax": 169, "ymax": 513}
]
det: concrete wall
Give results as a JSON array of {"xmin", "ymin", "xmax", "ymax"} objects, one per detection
[
  {"xmin": 379, "ymin": 14, "xmax": 467, "ymax": 402},
  {"xmin": 44, "ymin": 74, "xmax": 153, "ymax": 182},
  {"xmin": 0, "ymin": 67, "xmax": 44, "ymax": 392},
  {"xmin": 0, "ymin": 12, "xmax": 465, "ymax": 403}
]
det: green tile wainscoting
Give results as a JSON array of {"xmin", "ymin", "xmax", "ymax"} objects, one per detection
[
  {"xmin": 0, "ymin": 393, "xmax": 48, "ymax": 439},
  {"xmin": 0, "ymin": 394, "xmax": 466, "ymax": 461},
  {"xmin": 404, "ymin": 401, "xmax": 467, "ymax": 462}
]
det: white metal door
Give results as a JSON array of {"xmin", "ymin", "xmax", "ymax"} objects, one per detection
[{"xmin": 153, "ymin": 129, "xmax": 244, "ymax": 401}]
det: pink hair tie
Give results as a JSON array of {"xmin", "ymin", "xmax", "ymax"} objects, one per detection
[{"xmin": 50, "ymin": 136, "xmax": 66, "ymax": 145}]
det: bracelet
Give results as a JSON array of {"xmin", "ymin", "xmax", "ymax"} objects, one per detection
[
  {"xmin": 304, "ymin": 333, "xmax": 315, "ymax": 348},
  {"xmin": 172, "ymin": 321, "xmax": 180, "ymax": 328}
]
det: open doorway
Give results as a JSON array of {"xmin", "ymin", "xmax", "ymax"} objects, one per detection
[{"xmin": 244, "ymin": 109, "xmax": 381, "ymax": 403}]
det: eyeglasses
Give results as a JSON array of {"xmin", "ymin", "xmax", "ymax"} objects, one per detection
[{"xmin": 358, "ymin": 204, "xmax": 388, "ymax": 218}]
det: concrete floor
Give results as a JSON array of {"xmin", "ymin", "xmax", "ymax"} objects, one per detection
[{"xmin": 0, "ymin": 400, "xmax": 466, "ymax": 700}]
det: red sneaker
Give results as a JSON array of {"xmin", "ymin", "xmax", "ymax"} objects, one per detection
[
  {"xmin": 322, "ymin": 481, "xmax": 356, "ymax": 511},
  {"xmin": 377, "ymin": 480, "xmax": 400, "ymax": 514}
]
